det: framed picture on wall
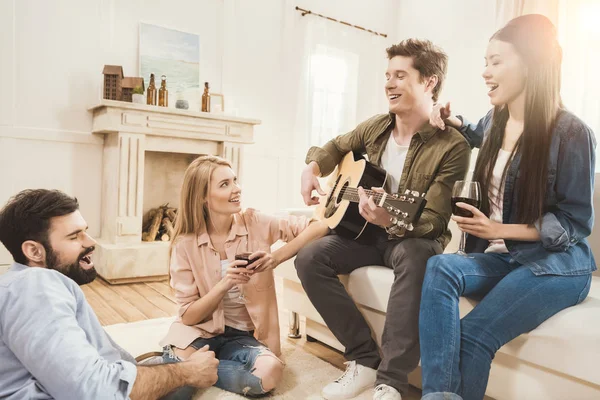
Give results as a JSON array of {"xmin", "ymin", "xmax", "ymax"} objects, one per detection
[
  {"xmin": 139, "ymin": 23, "xmax": 200, "ymax": 96},
  {"xmin": 210, "ymin": 94, "xmax": 224, "ymax": 112}
]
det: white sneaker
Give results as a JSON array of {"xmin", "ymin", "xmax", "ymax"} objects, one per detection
[
  {"xmin": 321, "ymin": 360, "xmax": 377, "ymax": 400},
  {"xmin": 373, "ymin": 384, "xmax": 402, "ymax": 400}
]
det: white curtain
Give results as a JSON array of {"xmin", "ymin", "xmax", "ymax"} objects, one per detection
[
  {"xmin": 495, "ymin": 0, "xmax": 600, "ymax": 170},
  {"xmin": 495, "ymin": 0, "xmax": 559, "ymax": 29},
  {"xmin": 558, "ymin": 0, "xmax": 600, "ymax": 170},
  {"xmin": 281, "ymin": 0, "xmax": 391, "ymax": 160}
]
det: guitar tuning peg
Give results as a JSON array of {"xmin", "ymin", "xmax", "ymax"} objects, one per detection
[
  {"xmin": 404, "ymin": 189, "xmax": 411, "ymax": 194},
  {"xmin": 409, "ymin": 198, "xmax": 415, "ymax": 203},
  {"xmin": 399, "ymin": 195, "xmax": 406, "ymax": 201},
  {"xmin": 386, "ymin": 206, "xmax": 393, "ymax": 212},
  {"xmin": 406, "ymin": 223, "xmax": 414, "ymax": 231},
  {"xmin": 393, "ymin": 193, "xmax": 399, "ymax": 199},
  {"xmin": 421, "ymin": 192, "xmax": 426, "ymax": 198},
  {"xmin": 411, "ymin": 190, "xmax": 420, "ymax": 197},
  {"xmin": 402, "ymin": 212, "xmax": 408, "ymax": 218},
  {"xmin": 395, "ymin": 209, "xmax": 401, "ymax": 215}
]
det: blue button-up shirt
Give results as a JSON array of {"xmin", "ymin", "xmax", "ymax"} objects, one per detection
[
  {"xmin": 458, "ymin": 109, "xmax": 597, "ymax": 276},
  {"xmin": 0, "ymin": 263, "xmax": 137, "ymax": 399}
]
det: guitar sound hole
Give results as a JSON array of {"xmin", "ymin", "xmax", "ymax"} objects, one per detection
[
  {"xmin": 324, "ymin": 176, "xmax": 342, "ymax": 219},
  {"xmin": 337, "ymin": 181, "xmax": 350, "ymax": 204},
  {"xmin": 326, "ymin": 175, "xmax": 342, "ymax": 208}
]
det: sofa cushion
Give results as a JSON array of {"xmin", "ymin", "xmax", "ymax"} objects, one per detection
[{"xmin": 345, "ymin": 266, "xmax": 600, "ymax": 386}]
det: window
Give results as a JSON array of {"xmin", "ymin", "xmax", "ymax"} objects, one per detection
[
  {"xmin": 559, "ymin": 0, "xmax": 600, "ymax": 170},
  {"xmin": 308, "ymin": 45, "xmax": 359, "ymax": 146}
]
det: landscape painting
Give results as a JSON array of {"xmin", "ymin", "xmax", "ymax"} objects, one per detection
[{"xmin": 139, "ymin": 23, "xmax": 200, "ymax": 95}]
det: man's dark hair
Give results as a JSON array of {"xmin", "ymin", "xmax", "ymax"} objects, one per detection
[
  {"xmin": 386, "ymin": 38, "xmax": 448, "ymax": 102},
  {"xmin": 0, "ymin": 189, "xmax": 79, "ymax": 265}
]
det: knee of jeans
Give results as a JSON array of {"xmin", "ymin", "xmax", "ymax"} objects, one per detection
[
  {"xmin": 424, "ymin": 255, "xmax": 462, "ymax": 291},
  {"xmin": 251, "ymin": 353, "xmax": 284, "ymax": 393},
  {"xmin": 294, "ymin": 245, "xmax": 326, "ymax": 281}
]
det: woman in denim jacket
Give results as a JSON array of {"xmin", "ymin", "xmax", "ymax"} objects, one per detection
[{"xmin": 421, "ymin": 14, "xmax": 596, "ymax": 400}]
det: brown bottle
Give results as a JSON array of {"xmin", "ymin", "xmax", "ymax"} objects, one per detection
[
  {"xmin": 147, "ymin": 74, "xmax": 157, "ymax": 105},
  {"xmin": 201, "ymin": 82, "xmax": 210, "ymax": 112},
  {"xmin": 158, "ymin": 75, "xmax": 168, "ymax": 107}
]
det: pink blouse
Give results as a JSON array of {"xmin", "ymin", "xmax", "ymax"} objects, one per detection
[{"xmin": 159, "ymin": 209, "xmax": 310, "ymax": 356}]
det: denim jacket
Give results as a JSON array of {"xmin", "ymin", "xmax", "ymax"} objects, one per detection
[{"xmin": 459, "ymin": 109, "xmax": 597, "ymax": 276}]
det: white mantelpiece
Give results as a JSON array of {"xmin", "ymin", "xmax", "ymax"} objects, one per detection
[{"xmin": 89, "ymin": 100, "xmax": 259, "ymax": 284}]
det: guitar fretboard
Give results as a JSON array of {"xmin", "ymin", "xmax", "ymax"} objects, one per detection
[{"xmin": 340, "ymin": 187, "xmax": 387, "ymax": 203}]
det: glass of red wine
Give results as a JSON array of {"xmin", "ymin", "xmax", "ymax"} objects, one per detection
[
  {"xmin": 451, "ymin": 180, "xmax": 482, "ymax": 257},
  {"xmin": 232, "ymin": 253, "xmax": 255, "ymax": 304}
]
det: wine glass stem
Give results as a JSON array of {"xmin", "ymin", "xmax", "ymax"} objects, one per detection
[{"xmin": 459, "ymin": 231, "xmax": 467, "ymax": 253}]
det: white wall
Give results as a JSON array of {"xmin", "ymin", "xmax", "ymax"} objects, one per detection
[
  {"xmin": 396, "ymin": 0, "xmax": 496, "ymax": 126},
  {"xmin": 1, "ymin": 0, "xmax": 598, "ymax": 266},
  {"xmin": 0, "ymin": 0, "xmax": 223, "ymax": 264},
  {"xmin": 0, "ymin": 0, "xmax": 399, "ymax": 264}
]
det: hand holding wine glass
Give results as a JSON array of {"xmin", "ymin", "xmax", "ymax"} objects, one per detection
[{"xmin": 451, "ymin": 180, "xmax": 481, "ymax": 257}]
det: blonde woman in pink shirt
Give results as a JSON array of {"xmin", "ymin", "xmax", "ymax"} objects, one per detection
[{"xmin": 159, "ymin": 155, "xmax": 328, "ymax": 398}]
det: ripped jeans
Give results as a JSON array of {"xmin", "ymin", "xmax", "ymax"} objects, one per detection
[{"xmin": 161, "ymin": 326, "xmax": 280, "ymax": 398}]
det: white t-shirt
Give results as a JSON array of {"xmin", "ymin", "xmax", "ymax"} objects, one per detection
[
  {"xmin": 380, "ymin": 133, "xmax": 409, "ymax": 192},
  {"xmin": 485, "ymin": 148, "xmax": 512, "ymax": 254},
  {"xmin": 220, "ymin": 260, "xmax": 254, "ymax": 331}
]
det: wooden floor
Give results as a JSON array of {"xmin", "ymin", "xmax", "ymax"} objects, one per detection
[{"xmin": 85, "ymin": 277, "xmax": 422, "ymax": 400}]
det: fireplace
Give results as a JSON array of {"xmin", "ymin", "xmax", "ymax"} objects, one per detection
[{"xmin": 89, "ymin": 100, "xmax": 258, "ymax": 283}]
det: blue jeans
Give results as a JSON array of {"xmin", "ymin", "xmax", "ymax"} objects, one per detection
[
  {"xmin": 419, "ymin": 253, "xmax": 592, "ymax": 400},
  {"xmin": 161, "ymin": 326, "xmax": 279, "ymax": 399}
]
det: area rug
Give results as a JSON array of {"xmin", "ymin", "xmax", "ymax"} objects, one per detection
[{"xmin": 105, "ymin": 317, "xmax": 373, "ymax": 399}]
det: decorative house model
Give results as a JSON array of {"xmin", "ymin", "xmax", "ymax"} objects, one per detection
[
  {"xmin": 122, "ymin": 77, "xmax": 145, "ymax": 102},
  {"xmin": 102, "ymin": 65, "xmax": 124, "ymax": 100}
]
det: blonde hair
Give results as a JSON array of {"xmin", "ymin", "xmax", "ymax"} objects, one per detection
[{"xmin": 171, "ymin": 155, "xmax": 232, "ymax": 247}]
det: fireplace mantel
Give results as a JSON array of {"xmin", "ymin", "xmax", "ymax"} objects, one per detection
[{"xmin": 89, "ymin": 100, "xmax": 260, "ymax": 283}]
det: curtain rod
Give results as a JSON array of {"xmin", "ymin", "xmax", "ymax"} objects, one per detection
[{"xmin": 295, "ymin": 6, "xmax": 388, "ymax": 38}]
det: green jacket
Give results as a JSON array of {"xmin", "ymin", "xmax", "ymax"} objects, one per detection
[{"xmin": 305, "ymin": 113, "xmax": 471, "ymax": 249}]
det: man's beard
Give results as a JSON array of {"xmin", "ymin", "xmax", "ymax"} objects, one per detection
[{"xmin": 45, "ymin": 245, "xmax": 97, "ymax": 286}]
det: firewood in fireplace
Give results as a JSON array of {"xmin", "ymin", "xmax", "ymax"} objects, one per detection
[
  {"xmin": 165, "ymin": 208, "xmax": 177, "ymax": 223},
  {"xmin": 142, "ymin": 204, "xmax": 179, "ymax": 242},
  {"xmin": 163, "ymin": 217, "xmax": 175, "ymax": 239},
  {"xmin": 142, "ymin": 208, "xmax": 159, "ymax": 233},
  {"xmin": 145, "ymin": 209, "xmax": 163, "ymax": 242}
]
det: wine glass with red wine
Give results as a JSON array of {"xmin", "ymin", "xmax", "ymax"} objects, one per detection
[
  {"xmin": 451, "ymin": 180, "xmax": 482, "ymax": 257},
  {"xmin": 232, "ymin": 253, "xmax": 255, "ymax": 304}
]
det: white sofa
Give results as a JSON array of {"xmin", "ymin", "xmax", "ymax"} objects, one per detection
[{"xmin": 275, "ymin": 209, "xmax": 600, "ymax": 400}]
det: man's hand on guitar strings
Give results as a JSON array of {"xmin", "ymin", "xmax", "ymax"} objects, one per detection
[
  {"xmin": 301, "ymin": 162, "xmax": 326, "ymax": 206},
  {"xmin": 357, "ymin": 186, "xmax": 393, "ymax": 228}
]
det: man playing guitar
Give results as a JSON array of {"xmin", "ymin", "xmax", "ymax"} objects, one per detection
[{"xmin": 295, "ymin": 39, "xmax": 471, "ymax": 400}]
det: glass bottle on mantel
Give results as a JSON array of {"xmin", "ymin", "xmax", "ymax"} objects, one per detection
[
  {"xmin": 158, "ymin": 75, "xmax": 168, "ymax": 107},
  {"xmin": 147, "ymin": 73, "xmax": 157, "ymax": 105},
  {"xmin": 201, "ymin": 82, "xmax": 211, "ymax": 112}
]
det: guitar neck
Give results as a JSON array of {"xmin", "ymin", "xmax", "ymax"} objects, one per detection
[{"xmin": 340, "ymin": 187, "xmax": 386, "ymax": 204}]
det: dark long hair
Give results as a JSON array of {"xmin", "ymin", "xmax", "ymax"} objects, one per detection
[{"xmin": 473, "ymin": 14, "xmax": 562, "ymax": 224}]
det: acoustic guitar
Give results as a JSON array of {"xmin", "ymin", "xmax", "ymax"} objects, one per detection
[{"xmin": 316, "ymin": 152, "xmax": 427, "ymax": 241}]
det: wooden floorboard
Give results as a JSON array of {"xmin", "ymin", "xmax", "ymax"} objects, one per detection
[
  {"xmin": 145, "ymin": 281, "xmax": 177, "ymax": 303},
  {"xmin": 93, "ymin": 279, "xmax": 148, "ymax": 322},
  {"xmin": 129, "ymin": 283, "xmax": 178, "ymax": 316},
  {"xmin": 82, "ymin": 282, "xmax": 126, "ymax": 326},
  {"xmin": 105, "ymin": 282, "xmax": 172, "ymax": 319}
]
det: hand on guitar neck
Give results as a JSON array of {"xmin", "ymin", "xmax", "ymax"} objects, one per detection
[{"xmin": 357, "ymin": 187, "xmax": 393, "ymax": 228}]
